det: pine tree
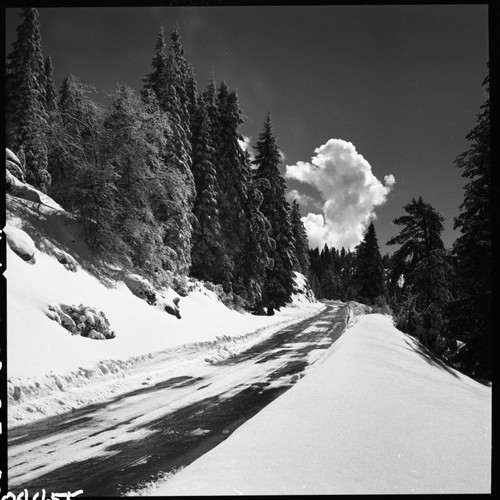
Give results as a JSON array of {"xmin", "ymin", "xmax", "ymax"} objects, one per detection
[
  {"xmin": 447, "ymin": 71, "xmax": 491, "ymax": 379},
  {"xmin": 202, "ymin": 73, "xmax": 220, "ymax": 132},
  {"xmin": 190, "ymin": 95, "xmax": 224, "ymax": 281},
  {"xmin": 142, "ymin": 26, "xmax": 167, "ymax": 101},
  {"xmin": 6, "ymin": 7, "xmax": 51, "ymax": 192},
  {"xmin": 164, "ymin": 26, "xmax": 194, "ymax": 140},
  {"xmin": 142, "ymin": 26, "xmax": 196, "ymax": 276},
  {"xmin": 215, "ymin": 84, "xmax": 254, "ymax": 291},
  {"xmin": 290, "ymin": 200, "xmax": 310, "ymax": 275},
  {"xmin": 387, "ymin": 197, "xmax": 453, "ymax": 344},
  {"xmin": 237, "ymin": 152, "xmax": 274, "ymax": 310},
  {"xmin": 253, "ymin": 113, "xmax": 297, "ymax": 314},
  {"xmin": 352, "ymin": 222, "xmax": 387, "ymax": 304}
]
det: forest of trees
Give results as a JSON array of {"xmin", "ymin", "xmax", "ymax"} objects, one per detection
[
  {"xmin": 5, "ymin": 9, "xmax": 491, "ymax": 380},
  {"xmin": 5, "ymin": 8, "xmax": 310, "ymax": 316}
]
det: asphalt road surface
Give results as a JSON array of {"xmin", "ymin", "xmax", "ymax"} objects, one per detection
[{"xmin": 8, "ymin": 301, "xmax": 350, "ymax": 496}]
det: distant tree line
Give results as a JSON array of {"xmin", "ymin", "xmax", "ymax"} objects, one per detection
[
  {"xmin": 5, "ymin": 8, "xmax": 310, "ymax": 315},
  {"xmin": 308, "ymin": 70, "xmax": 491, "ymax": 380},
  {"xmin": 308, "ymin": 222, "xmax": 389, "ymax": 306}
]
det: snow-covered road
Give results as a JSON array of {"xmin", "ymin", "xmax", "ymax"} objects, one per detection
[{"xmin": 8, "ymin": 302, "xmax": 349, "ymax": 496}]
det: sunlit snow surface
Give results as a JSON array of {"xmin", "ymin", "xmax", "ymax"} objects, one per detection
[{"xmin": 150, "ymin": 314, "xmax": 491, "ymax": 495}]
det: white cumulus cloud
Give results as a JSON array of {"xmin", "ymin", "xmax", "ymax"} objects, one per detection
[
  {"xmin": 285, "ymin": 138, "xmax": 395, "ymax": 250},
  {"xmin": 286, "ymin": 189, "xmax": 323, "ymax": 213}
]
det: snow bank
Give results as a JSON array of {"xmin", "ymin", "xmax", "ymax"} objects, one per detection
[{"xmin": 150, "ymin": 314, "xmax": 491, "ymax": 495}]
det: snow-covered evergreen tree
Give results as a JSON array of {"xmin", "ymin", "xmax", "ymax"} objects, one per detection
[
  {"xmin": 164, "ymin": 26, "xmax": 194, "ymax": 141},
  {"xmin": 387, "ymin": 197, "xmax": 453, "ymax": 341},
  {"xmin": 237, "ymin": 153, "xmax": 274, "ymax": 310},
  {"xmin": 215, "ymin": 84, "xmax": 253, "ymax": 292},
  {"xmin": 447, "ymin": 70, "xmax": 491, "ymax": 379},
  {"xmin": 142, "ymin": 26, "xmax": 196, "ymax": 276},
  {"xmin": 6, "ymin": 7, "xmax": 51, "ymax": 192},
  {"xmin": 352, "ymin": 222, "xmax": 387, "ymax": 304},
  {"xmin": 190, "ymin": 95, "xmax": 224, "ymax": 282},
  {"xmin": 253, "ymin": 113, "xmax": 297, "ymax": 314},
  {"xmin": 141, "ymin": 26, "xmax": 167, "ymax": 101}
]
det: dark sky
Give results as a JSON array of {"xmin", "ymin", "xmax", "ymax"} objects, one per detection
[{"xmin": 5, "ymin": 5, "xmax": 489, "ymax": 253}]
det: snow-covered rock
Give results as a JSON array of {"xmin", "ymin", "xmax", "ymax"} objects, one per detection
[
  {"xmin": 4, "ymin": 225, "xmax": 37, "ymax": 263},
  {"xmin": 157, "ymin": 294, "xmax": 181, "ymax": 319},
  {"xmin": 6, "ymin": 147, "xmax": 22, "ymax": 165},
  {"xmin": 60, "ymin": 312, "xmax": 77, "ymax": 332},
  {"xmin": 123, "ymin": 273, "xmax": 157, "ymax": 304},
  {"xmin": 53, "ymin": 248, "xmax": 78, "ymax": 272},
  {"xmin": 46, "ymin": 303, "xmax": 116, "ymax": 340},
  {"xmin": 6, "ymin": 159, "xmax": 26, "ymax": 183},
  {"xmin": 123, "ymin": 272, "xmax": 181, "ymax": 318},
  {"xmin": 6, "ymin": 147, "xmax": 25, "ymax": 182}
]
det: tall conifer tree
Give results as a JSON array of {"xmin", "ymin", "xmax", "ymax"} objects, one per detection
[
  {"xmin": 215, "ymin": 85, "xmax": 253, "ymax": 291},
  {"xmin": 190, "ymin": 95, "xmax": 224, "ymax": 281},
  {"xmin": 253, "ymin": 113, "xmax": 297, "ymax": 314},
  {"xmin": 142, "ymin": 26, "xmax": 167, "ymax": 101},
  {"xmin": 447, "ymin": 71, "xmax": 491, "ymax": 379},
  {"xmin": 142, "ymin": 26, "xmax": 196, "ymax": 276},
  {"xmin": 6, "ymin": 7, "xmax": 51, "ymax": 192},
  {"xmin": 237, "ymin": 152, "xmax": 274, "ymax": 309},
  {"xmin": 352, "ymin": 222, "xmax": 387, "ymax": 304},
  {"xmin": 387, "ymin": 197, "xmax": 452, "ymax": 340}
]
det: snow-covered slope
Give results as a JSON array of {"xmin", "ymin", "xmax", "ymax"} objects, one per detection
[
  {"xmin": 5, "ymin": 189, "xmax": 323, "ymax": 426},
  {"xmin": 148, "ymin": 314, "xmax": 491, "ymax": 495}
]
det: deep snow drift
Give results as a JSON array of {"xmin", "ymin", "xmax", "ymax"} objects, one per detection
[
  {"xmin": 5, "ymin": 188, "xmax": 322, "ymax": 427},
  {"xmin": 146, "ymin": 313, "xmax": 491, "ymax": 495}
]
